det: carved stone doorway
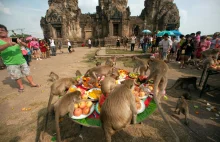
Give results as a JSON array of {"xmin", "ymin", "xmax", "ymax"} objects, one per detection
[
  {"xmin": 133, "ymin": 25, "xmax": 139, "ymax": 36},
  {"xmin": 55, "ymin": 27, "xmax": 62, "ymax": 38},
  {"xmin": 113, "ymin": 24, "xmax": 119, "ymax": 36}
]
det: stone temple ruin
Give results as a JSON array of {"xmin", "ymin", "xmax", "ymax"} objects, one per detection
[{"xmin": 40, "ymin": 0, "xmax": 180, "ymax": 46}]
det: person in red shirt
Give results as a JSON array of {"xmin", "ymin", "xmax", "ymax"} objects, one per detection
[{"xmin": 39, "ymin": 40, "xmax": 47, "ymax": 58}]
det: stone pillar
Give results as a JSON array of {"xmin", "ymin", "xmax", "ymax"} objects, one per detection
[{"xmin": 109, "ymin": 21, "xmax": 113, "ymax": 36}]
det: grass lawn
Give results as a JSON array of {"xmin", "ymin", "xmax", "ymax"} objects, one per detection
[{"xmin": 106, "ymin": 49, "xmax": 142, "ymax": 54}]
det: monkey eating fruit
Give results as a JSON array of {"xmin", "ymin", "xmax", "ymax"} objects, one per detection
[{"xmin": 44, "ymin": 91, "xmax": 81, "ymax": 142}]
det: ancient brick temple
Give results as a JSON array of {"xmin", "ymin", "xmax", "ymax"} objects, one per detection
[{"xmin": 40, "ymin": 0, "xmax": 180, "ymax": 44}]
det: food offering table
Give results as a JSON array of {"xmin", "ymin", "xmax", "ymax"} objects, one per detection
[
  {"xmin": 199, "ymin": 67, "xmax": 220, "ymax": 98},
  {"xmin": 69, "ymin": 71, "xmax": 157, "ymax": 127}
]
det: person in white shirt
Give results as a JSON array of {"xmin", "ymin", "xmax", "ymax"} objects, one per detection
[
  {"xmin": 49, "ymin": 37, "xmax": 56, "ymax": 56},
  {"xmin": 139, "ymin": 36, "xmax": 144, "ymax": 49},
  {"xmin": 67, "ymin": 39, "xmax": 72, "ymax": 53},
  {"xmin": 130, "ymin": 35, "xmax": 136, "ymax": 51},
  {"xmin": 88, "ymin": 39, "xmax": 92, "ymax": 48},
  {"xmin": 168, "ymin": 36, "xmax": 178, "ymax": 62},
  {"xmin": 159, "ymin": 34, "xmax": 172, "ymax": 61}
]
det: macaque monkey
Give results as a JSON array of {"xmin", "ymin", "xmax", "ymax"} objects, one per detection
[
  {"xmin": 131, "ymin": 56, "xmax": 149, "ymax": 76},
  {"xmin": 47, "ymin": 78, "xmax": 78, "ymax": 115},
  {"xmin": 105, "ymin": 56, "xmax": 117, "ymax": 67},
  {"xmin": 100, "ymin": 71, "xmax": 119, "ymax": 96},
  {"xmin": 199, "ymin": 57, "xmax": 218, "ymax": 87},
  {"xmin": 44, "ymin": 91, "xmax": 81, "ymax": 142},
  {"xmin": 166, "ymin": 77, "xmax": 197, "ymax": 91},
  {"xmin": 49, "ymin": 71, "xmax": 59, "ymax": 82},
  {"xmin": 201, "ymin": 48, "xmax": 220, "ymax": 59},
  {"xmin": 100, "ymin": 79, "xmax": 137, "ymax": 142},
  {"xmin": 175, "ymin": 96, "xmax": 189, "ymax": 125},
  {"xmin": 96, "ymin": 62, "xmax": 101, "ymax": 66},
  {"xmin": 145, "ymin": 58, "xmax": 179, "ymax": 142},
  {"xmin": 75, "ymin": 70, "xmax": 82, "ymax": 77},
  {"xmin": 84, "ymin": 66, "xmax": 117, "ymax": 86},
  {"xmin": 168, "ymin": 92, "xmax": 192, "ymax": 100}
]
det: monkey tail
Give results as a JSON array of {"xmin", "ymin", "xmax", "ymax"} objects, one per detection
[
  {"xmin": 154, "ymin": 97, "xmax": 180, "ymax": 142},
  {"xmin": 55, "ymin": 110, "xmax": 62, "ymax": 142},
  {"xmin": 166, "ymin": 80, "xmax": 180, "ymax": 90},
  {"xmin": 44, "ymin": 93, "xmax": 54, "ymax": 132}
]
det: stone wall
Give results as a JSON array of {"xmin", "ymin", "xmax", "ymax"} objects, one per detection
[
  {"xmin": 41, "ymin": 0, "xmax": 180, "ymax": 44},
  {"xmin": 140, "ymin": 0, "xmax": 180, "ymax": 32},
  {"xmin": 41, "ymin": 0, "xmax": 82, "ymax": 41}
]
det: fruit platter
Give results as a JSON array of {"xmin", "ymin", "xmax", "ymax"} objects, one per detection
[
  {"xmin": 67, "ymin": 68, "xmax": 157, "ymax": 128},
  {"xmin": 72, "ymin": 100, "xmax": 95, "ymax": 119},
  {"xmin": 129, "ymin": 72, "xmax": 139, "ymax": 79}
]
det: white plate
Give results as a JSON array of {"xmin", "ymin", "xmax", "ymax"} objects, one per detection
[
  {"xmin": 71, "ymin": 104, "xmax": 95, "ymax": 120},
  {"xmin": 96, "ymin": 100, "xmax": 145, "ymax": 114},
  {"xmin": 116, "ymin": 79, "xmax": 126, "ymax": 84},
  {"xmin": 95, "ymin": 102, "xmax": 101, "ymax": 114},
  {"xmin": 87, "ymin": 88, "xmax": 102, "ymax": 99},
  {"xmin": 137, "ymin": 100, "xmax": 145, "ymax": 114},
  {"xmin": 139, "ymin": 94, "xmax": 148, "ymax": 100}
]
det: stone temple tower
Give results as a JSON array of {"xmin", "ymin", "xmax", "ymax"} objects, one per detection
[
  {"xmin": 40, "ymin": 0, "xmax": 82, "ymax": 40},
  {"xmin": 95, "ymin": 0, "xmax": 130, "ymax": 38}
]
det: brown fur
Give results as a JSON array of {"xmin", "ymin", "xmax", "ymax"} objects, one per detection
[
  {"xmin": 100, "ymin": 73, "xmax": 119, "ymax": 96},
  {"xmin": 100, "ymin": 79, "xmax": 137, "ymax": 142},
  {"xmin": 46, "ymin": 78, "xmax": 78, "ymax": 115},
  {"xmin": 96, "ymin": 62, "xmax": 102, "ymax": 66},
  {"xmin": 175, "ymin": 96, "xmax": 189, "ymax": 125},
  {"xmin": 105, "ymin": 56, "xmax": 117, "ymax": 67},
  {"xmin": 145, "ymin": 58, "xmax": 179, "ymax": 142},
  {"xmin": 49, "ymin": 71, "xmax": 59, "ymax": 82},
  {"xmin": 131, "ymin": 56, "xmax": 149, "ymax": 76},
  {"xmin": 84, "ymin": 66, "xmax": 117, "ymax": 86},
  {"xmin": 201, "ymin": 48, "xmax": 220, "ymax": 59},
  {"xmin": 75, "ymin": 70, "xmax": 82, "ymax": 76},
  {"xmin": 44, "ymin": 91, "xmax": 81, "ymax": 142}
]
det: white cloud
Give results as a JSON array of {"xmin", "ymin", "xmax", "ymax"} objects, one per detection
[
  {"xmin": 179, "ymin": 9, "xmax": 187, "ymax": 24},
  {"xmin": 79, "ymin": 0, "xmax": 98, "ymax": 13},
  {"xmin": 0, "ymin": 2, "xmax": 12, "ymax": 15}
]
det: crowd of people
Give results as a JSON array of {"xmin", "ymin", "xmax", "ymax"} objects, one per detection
[
  {"xmin": 156, "ymin": 31, "xmax": 219, "ymax": 69},
  {"xmin": 116, "ymin": 31, "xmax": 219, "ymax": 69}
]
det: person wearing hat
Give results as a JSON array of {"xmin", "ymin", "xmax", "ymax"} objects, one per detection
[
  {"xmin": 159, "ymin": 33, "xmax": 172, "ymax": 61},
  {"xmin": 180, "ymin": 34, "xmax": 195, "ymax": 69}
]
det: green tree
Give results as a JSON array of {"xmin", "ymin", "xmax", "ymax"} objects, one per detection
[{"xmin": 10, "ymin": 34, "xmax": 31, "ymax": 38}]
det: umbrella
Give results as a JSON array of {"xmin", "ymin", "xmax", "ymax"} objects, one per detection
[
  {"xmin": 156, "ymin": 31, "xmax": 175, "ymax": 37},
  {"xmin": 26, "ymin": 36, "xmax": 34, "ymax": 41},
  {"xmin": 142, "ymin": 29, "xmax": 152, "ymax": 34},
  {"xmin": 171, "ymin": 30, "xmax": 182, "ymax": 36}
]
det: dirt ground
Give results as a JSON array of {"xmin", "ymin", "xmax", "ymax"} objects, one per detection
[{"xmin": 0, "ymin": 47, "xmax": 219, "ymax": 142}]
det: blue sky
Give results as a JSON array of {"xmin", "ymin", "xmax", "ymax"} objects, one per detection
[{"xmin": 0, "ymin": 0, "xmax": 219, "ymax": 38}]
